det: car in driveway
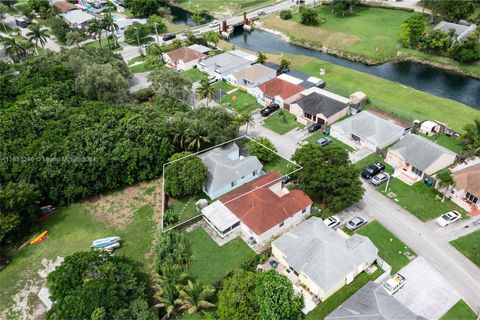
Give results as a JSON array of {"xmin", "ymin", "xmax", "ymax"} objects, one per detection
[
  {"xmin": 383, "ymin": 273, "xmax": 406, "ymax": 295},
  {"xmin": 324, "ymin": 216, "xmax": 341, "ymax": 229},
  {"xmin": 281, "ymin": 175, "xmax": 292, "ymax": 185},
  {"xmin": 362, "ymin": 162, "xmax": 385, "ymax": 179},
  {"xmin": 435, "ymin": 210, "xmax": 461, "ymax": 227},
  {"xmin": 308, "ymin": 122, "xmax": 322, "ymax": 132},
  {"xmin": 371, "ymin": 172, "xmax": 390, "ymax": 186},
  {"xmin": 346, "ymin": 216, "xmax": 368, "ymax": 231},
  {"xmin": 316, "ymin": 137, "xmax": 331, "ymax": 147},
  {"xmin": 260, "ymin": 103, "xmax": 280, "ymax": 116}
]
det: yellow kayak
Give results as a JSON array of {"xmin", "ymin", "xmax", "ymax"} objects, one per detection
[{"xmin": 30, "ymin": 231, "xmax": 48, "ymax": 245}]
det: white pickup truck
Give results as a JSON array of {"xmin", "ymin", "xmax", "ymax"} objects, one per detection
[{"xmin": 383, "ymin": 273, "xmax": 406, "ymax": 295}]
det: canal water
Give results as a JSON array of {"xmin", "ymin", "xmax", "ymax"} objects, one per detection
[
  {"xmin": 167, "ymin": 5, "xmax": 213, "ymax": 27},
  {"xmin": 228, "ymin": 29, "xmax": 480, "ymax": 109}
]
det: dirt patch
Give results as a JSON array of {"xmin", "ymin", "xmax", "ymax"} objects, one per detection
[{"xmin": 84, "ymin": 179, "xmax": 163, "ymax": 229}]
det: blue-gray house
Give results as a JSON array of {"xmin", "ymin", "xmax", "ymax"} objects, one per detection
[{"xmin": 199, "ymin": 143, "xmax": 264, "ymax": 199}]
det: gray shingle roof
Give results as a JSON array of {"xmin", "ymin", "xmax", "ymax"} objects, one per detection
[
  {"xmin": 273, "ymin": 217, "xmax": 378, "ymax": 291},
  {"xmin": 390, "ymin": 134, "xmax": 456, "ymax": 171},
  {"xmin": 434, "ymin": 21, "xmax": 477, "ymax": 41},
  {"xmin": 199, "ymin": 143, "xmax": 263, "ymax": 192},
  {"xmin": 326, "ymin": 282, "xmax": 422, "ymax": 320},
  {"xmin": 296, "ymin": 92, "xmax": 348, "ymax": 118}
]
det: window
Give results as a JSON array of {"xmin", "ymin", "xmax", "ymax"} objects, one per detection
[
  {"xmin": 466, "ymin": 192, "xmax": 478, "ymax": 204},
  {"xmin": 231, "ymin": 181, "xmax": 236, "ymax": 187},
  {"xmin": 253, "ymin": 170, "xmax": 257, "ymax": 176},
  {"xmin": 411, "ymin": 166, "xmax": 423, "ymax": 177},
  {"xmin": 302, "ymin": 208, "xmax": 307, "ymax": 213},
  {"xmin": 279, "ymin": 222, "xmax": 284, "ymax": 227}
]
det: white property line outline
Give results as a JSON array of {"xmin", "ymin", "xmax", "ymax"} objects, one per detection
[{"xmin": 161, "ymin": 135, "xmax": 303, "ymax": 232}]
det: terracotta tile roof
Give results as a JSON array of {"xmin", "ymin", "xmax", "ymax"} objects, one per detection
[
  {"xmin": 258, "ymin": 77, "xmax": 304, "ymax": 100},
  {"xmin": 165, "ymin": 47, "xmax": 206, "ymax": 63},
  {"xmin": 219, "ymin": 172, "xmax": 313, "ymax": 235},
  {"xmin": 52, "ymin": 1, "xmax": 76, "ymax": 13},
  {"xmin": 453, "ymin": 163, "xmax": 480, "ymax": 198}
]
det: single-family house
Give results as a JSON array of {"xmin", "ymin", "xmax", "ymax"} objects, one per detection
[
  {"xmin": 434, "ymin": 21, "xmax": 477, "ymax": 44},
  {"xmin": 278, "ymin": 70, "xmax": 325, "ymax": 89},
  {"xmin": 330, "ymin": 110, "xmax": 411, "ymax": 151},
  {"xmin": 326, "ymin": 282, "xmax": 420, "ymax": 320},
  {"xmin": 199, "ymin": 143, "xmax": 263, "ymax": 199},
  {"xmin": 386, "ymin": 133, "xmax": 457, "ymax": 185},
  {"xmin": 114, "ymin": 18, "xmax": 147, "ymax": 36},
  {"xmin": 263, "ymin": 62, "xmax": 281, "ymax": 75},
  {"xmin": 197, "ymin": 50, "xmax": 255, "ymax": 80},
  {"xmin": 227, "ymin": 64, "xmax": 277, "ymax": 89},
  {"xmin": 61, "ymin": 10, "xmax": 95, "ymax": 30},
  {"xmin": 287, "ymin": 87, "xmax": 350, "ymax": 126},
  {"xmin": 202, "ymin": 172, "xmax": 312, "ymax": 243},
  {"xmin": 451, "ymin": 161, "xmax": 480, "ymax": 213},
  {"xmin": 51, "ymin": 1, "xmax": 76, "ymax": 13},
  {"xmin": 272, "ymin": 217, "xmax": 378, "ymax": 301},
  {"xmin": 163, "ymin": 47, "xmax": 206, "ymax": 71},
  {"xmin": 250, "ymin": 77, "xmax": 304, "ymax": 108},
  {"xmin": 188, "ymin": 44, "xmax": 211, "ymax": 54}
]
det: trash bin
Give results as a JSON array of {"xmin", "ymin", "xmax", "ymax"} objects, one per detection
[
  {"xmin": 424, "ymin": 178, "xmax": 433, "ymax": 187},
  {"xmin": 323, "ymin": 129, "xmax": 330, "ymax": 136}
]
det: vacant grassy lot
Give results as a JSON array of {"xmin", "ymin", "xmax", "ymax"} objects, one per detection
[
  {"xmin": 176, "ymin": 0, "xmax": 280, "ymax": 16},
  {"xmin": 187, "ymin": 228, "xmax": 256, "ymax": 284},
  {"xmin": 379, "ymin": 180, "xmax": 466, "ymax": 222},
  {"xmin": 305, "ymin": 131, "xmax": 354, "ymax": 152},
  {"xmin": 220, "ymin": 90, "xmax": 260, "ymax": 114},
  {"xmin": 357, "ymin": 221, "xmax": 414, "ymax": 273},
  {"xmin": 451, "ymin": 230, "xmax": 480, "ymax": 268},
  {"xmin": 263, "ymin": 111, "xmax": 302, "ymax": 134},
  {"xmin": 306, "ymin": 267, "xmax": 383, "ymax": 319},
  {"xmin": 182, "ymin": 68, "xmax": 207, "ymax": 83},
  {"xmin": 440, "ymin": 300, "xmax": 477, "ymax": 320}
]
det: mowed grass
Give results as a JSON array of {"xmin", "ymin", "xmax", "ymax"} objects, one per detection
[
  {"xmin": 167, "ymin": 194, "xmax": 203, "ymax": 223},
  {"xmin": 356, "ymin": 221, "xmax": 414, "ymax": 273},
  {"xmin": 297, "ymin": 60, "xmax": 480, "ymax": 133},
  {"xmin": 263, "ymin": 111, "xmax": 302, "ymax": 134},
  {"xmin": 305, "ymin": 131, "xmax": 354, "ymax": 152},
  {"xmin": 450, "ymin": 230, "xmax": 480, "ymax": 268},
  {"xmin": 420, "ymin": 133, "xmax": 464, "ymax": 154},
  {"xmin": 213, "ymin": 80, "xmax": 234, "ymax": 93},
  {"xmin": 176, "ymin": 0, "xmax": 279, "ymax": 16},
  {"xmin": 0, "ymin": 204, "xmax": 156, "ymax": 315},
  {"xmin": 379, "ymin": 179, "xmax": 466, "ymax": 222},
  {"xmin": 440, "ymin": 300, "xmax": 477, "ymax": 320},
  {"xmin": 263, "ymin": 156, "xmax": 299, "ymax": 176},
  {"xmin": 262, "ymin": 6, "xmax": 412, "ymax": 62},
  {"xmin": 220, "ymin": 90, "xmax": 260, "ymax": 114},
  {"xmin": 181, "ymin": 68, "xmax": 207, "ymax": 83},
  {"xmin": 306, "ymin": 267, "xmax": 383, "ymax": 319},
  {"xmin": 187, "ymin": 228, "xmax": 256, "ymax": 284}
]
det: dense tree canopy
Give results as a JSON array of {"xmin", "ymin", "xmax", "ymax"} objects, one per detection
[
  {"xmin": 399, "ymin": 14, "xmax": 427, "ymax": 48},
  {"xmin": 247, "ymin": 137, "xmax": 278, "ymax": 163},
  {"xmin": 425, "ymin": 0, "xmax": 476, "ymax": 22},
  {"xmin": 124, "ymin": 0, "xmax": 159, "ymax": 17},
  {"xmin": 156, "ymin": 230, "xmax": 192, "ymax": 274},
  {"xmin": 292, "ymin": 144, "xmax": 364, "ymax": 212},
  {"xmin": 47, "ymin": 251, "xmax": 156, "ymax": 320},
  {"xmin": 217, "ymin": 270, "xmax": 259, "ymax": 320},
  {"xmin": 299, "ymin": 6, "xmax": 318, "ymax": 25},
  {"xmin": 164, "ymin": 152, "xmax": 207, "ymax": 197}
]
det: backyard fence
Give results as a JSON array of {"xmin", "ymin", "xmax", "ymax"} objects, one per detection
[{"xmin": 163, "ymin": 213, "xmax": 203, "ymax": 233}]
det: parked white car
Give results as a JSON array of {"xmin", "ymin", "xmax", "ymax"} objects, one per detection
[
  {"xmin": 435, "ymin": 210, "xmax": 461, "ymax": 227},
  {"xmin": 383, "ymin": 273, "xmax": 406, "ymax": 295},
  {"xmin": 324, "ymin": 215, "xmax": 341, "ymax": 229},
  {"xmin": 371, "ymin": 172, "xmax": 390, "ymax": 186},
  {"xmin": 209, "ymin": 20, "xmax": 219, "ymax": 28}
]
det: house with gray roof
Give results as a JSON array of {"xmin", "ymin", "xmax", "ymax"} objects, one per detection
[
  {"xmin": 272, "ymin": 217, "xmax": 378, "ymax": 301},
  {"xmin": 434, "ymin": 21, "xmax": 477, "ymax": 44},
  {"xmin": 196, "ymin": 50, "xmax": 254, "ymax": 81},
  {"xmin": 386, "ymin": 133, "xmax": 457, "ymax": 185},
  {"xmin": 199, "ymin": 143, "xmax": 264, "ymax": 199},
  {"xmin": 326, "ymin": 281, "xmax": 422, "ymax": 320},
  {"xmin": 330, "ymin": 110, "xmax": 410, "ymax": 151}
]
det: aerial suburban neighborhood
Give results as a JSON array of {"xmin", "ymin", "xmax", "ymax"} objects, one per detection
[{"xmin": 0, "ymin": 0, "xmax": 480, "ymax": 319}]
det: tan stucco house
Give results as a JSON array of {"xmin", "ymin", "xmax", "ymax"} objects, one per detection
[
  {"xmin": 451, "ymin": 161, "xmax": 480, "ymax": 214},
  {"xmin": 163, "ymin": 47, "xmax": 206, "ymax": 71},
  {"xmin": 272, "ymin": 217, "xmax": 378, "ymax": 301}
]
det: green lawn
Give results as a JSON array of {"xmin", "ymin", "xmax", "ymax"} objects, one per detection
[
  {"xmin": 129, "ymin": 62, "xmax": 151, "ymax": 73},
  {"xmin": 379, "ymin": 180, "xmax": 466, "ymax": 222},
  {"xmin": 220, "ymin": 90, "xmax": 260, "ymax": 114},
  {"xmin": 352, "ymin": 153, "xmax": 393, "ymax": 174},
  {"xmin": 187, "ymin": 228, "xmax": 256, "ymax": 284},
  {"xmin": 450, "ymin": 230, "xmax": 480, "ymax": 268},
  {"xmin": 263, "ymin": 111, "xmax": 303, "ymax": 134},
  {"xmin": 213, "ymin": 80, "xmax": 234, "ymax": 93},
  {"xmin": 167, "ymin": 194, "xmax": 204, "ymax": 224},
  {"xmin": 297, "ymin": 60, "xmax": 480, "ymax": 133},
  {"xmin": 420, "ymin": 133, "xmax": 464, "ymax": 154},
  {"xmin": 306, "ymin": 267, "xmax": 383, "ymax": 319},
  {"xmin": 356, "ymin": 221, "xmax": 414, "ymax": 273},
  {"xmin": 182, "ymin": 68, "xmax": 207, "ymax": 83},
  {"xmin": 305, "ymin": 131, "xmax": 354, "ymax": 152},
  {"xmin": 176, "ymin": 0, "xmax": 280, "ymax": 16},
  {"xmin": 263, "ymin": 156, "xmax": 299, "ymax": 176},
  {"xmin": 0, "ymin": 203, "xmax": 156, "ymax": 316},
  {"xmin": 440, "ymin": 300, "xmax": 477, "ymax": 320}
]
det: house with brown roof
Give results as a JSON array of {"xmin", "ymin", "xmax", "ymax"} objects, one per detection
[
  {"xmin": 226, "ymin": 64, "xmax": 276, "ymax": 89},
  {"xmin": 162, "ymin": 47, "xmax": 206, "ymax": 71},
  {"xmin": 51, "ymin": 0, "xmax": 76, "ymax": 13},
  {"xmin": 201, "ymin": 172, "xmax": 313, "ymax": 244},
  {"xmin": 451, "ymin": 160, "xmax": 480, "ymax": 213},
  {"xmin": 250, "ymin": 77, "xmax": 305, "ymax": 108}
]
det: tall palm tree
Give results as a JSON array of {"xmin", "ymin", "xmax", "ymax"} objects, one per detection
[
  {"xmin": 102, "ymin": 13, "xmax": 119, "ymax": 48},
  {"xmin": 66, "ymin": 30, "xmax": 82, "ymax": 48},
  {"xmin": 4, "ymin": 37, "xmax": 27, "ymax": 62},
  {"xmin": 26, "ymin": 24, "xmax": 50, "ymax": 55},
  {"xmin": 436, "ymin": 169, "xmax": 455, "ymax": 202},
  {"xmin": 172, "ymin": 117, "xmax": 190, "ymax": 150},
  {"xmin": 196, "ymin": 79, "xmax": 215, "ymax": 106},
  {"xmin": 186, "ymin": 121, "xmax": 210, "ymax": 151},
  {"xmin": 176, "ymin": 280, "xmax": 215, "ymax": 315},
  {"xmin": 155, "ymin": 284, "xmax": 180, "ymax": 320},
  {"xmin": 88, "ymin": 19, "xmax": 103, "ymax": 48},
  {"xmin": 237, "ymin": 111, "xmax": 254, "ymax": 135}
]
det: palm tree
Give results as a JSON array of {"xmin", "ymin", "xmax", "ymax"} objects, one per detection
[
  {"xmin": 237, "ymin": 111, "xmax": 254, "ymax": 135},
  {"xmin": 186, "ymin": 121, "xmax": 210, "ymax": 151},
  {"xmin": 172, "ymin": 117, "xmax": 190, "ymax": 150},
  {"xmin": 462, "ymin": 119, "xmax": 480, "ymax": 152},
  {"xmin": 437, "ymin": 169, "xmax": 455, "ymax": 202},
  {"xmin": 26, "ymin": 24, "xmax": 50, "ymax": 55},
  {"xmin": 0, "ymin": 4, "xmax": 8, "ymax": 33},
  {"xmin": 176, "ymin": 280, "xmax": 215, "ymax": 315},
  {"xmin": 88, "ymin": 19, "xmax": 103, "ymax": 48},
  {"xmin": 4, "ymin": 37, "xmax": 27, "ymax": 62},
  {"xmin": 102, "ymin": 13, "xmax": 119, "ymax": 48},
  {"xmin": 278, "ymin": 110, "xmax": 288, "ymax": 123},
  {"xmin": 155, "ymin": 284, "xmax": 180, "ymax": 320},
  {"xmin": 196, "ymin": 79, "xmax": 215, "ymax": 106},
  {"xmin": 66, "ymin": 30, "xmax": 82, "ymax": 48}
]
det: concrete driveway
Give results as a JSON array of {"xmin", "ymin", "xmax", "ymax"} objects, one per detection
[
  {"xmin": 426, "ymin": 216, "xmax": 480, "ymax": 242},
  {"xmin": 393, "ymin": 257, "xmax": 461, "ymax": 320}
]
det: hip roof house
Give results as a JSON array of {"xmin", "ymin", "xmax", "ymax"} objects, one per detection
[
  {"xmin": 272, "ymin": 217, "xmax": 378, "ymax": 301},
  {"xmin": 250, "ymin": 77, "xmax": 304, "ymax": 108},
  {"xmin": 451, "ymin": 162, "xmax": 480, "ymax": 213},
  {"xmin": 434, "ymin": 21, "xmax": 477, "ymax": 44},
  {"xmin": 61, "ymin": 10, "xmax": 95, "ymax": 30},
  {"xmin": 227, "ymin": 64, "xmax": 277, "ymax": 88},
  {"xmin": 196, "ymin": 50, "xmax": 255, "ymax": 80},
  {"xmin": 163, "ymin": 47, "xmax": 206, "ymax": 71}
]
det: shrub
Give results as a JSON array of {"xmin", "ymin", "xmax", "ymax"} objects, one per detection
[{"xmin": 279, "ymin": 9, "xmax": 292, "ymax": 20}]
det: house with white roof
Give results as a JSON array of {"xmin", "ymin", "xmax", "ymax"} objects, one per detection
[
  {"xmin": 272, "ymin": 217, "xmax": 378, "ymax": 301},
  {"xmin": 196, "ymin": 50, "xmax": 255, "ymax": 80},
  {"xmin": 226, "ymin": 63, "xmax": 277, "ymax": 89},
  {"xmin": 434, "ymin": 21, "xmax": 477, "ymax": 44},
  {"xmin": 61, "ymin": 10, "xmax": 95, "ymax": 30}
]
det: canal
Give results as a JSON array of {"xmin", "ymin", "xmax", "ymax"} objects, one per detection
[{"xmin": 228, "ymin": 29, "xmax": 480, "ymax": 109}]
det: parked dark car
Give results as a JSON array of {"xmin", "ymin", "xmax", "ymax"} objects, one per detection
[
  {"xmin": 361, "ymin": 162, "xmax": 385, "ymax": 179},
  {"xmin": 260, "ymin": 103, "xmax": 280, "ymax": 116},
  {"xmin": 316, "ymin": 137, "xmax": 331, "ymax": 147},
  {"xmin": 308, "ymin": 122, "xmax": 322, "ymax": 133},
  {"xmin": 40, "ymin": 205, "xmax": 57, "ymax": 216},
  {"xmin": 162, "ymin": 33, "xmax": 176, "ymax": 41},
  {"xmin": 281, "ymin": 175, "xmax": 292, "ymax": 185},
  {"xmin": 15, "ymin": 18, "xmax": 31, "ymax": 28}
]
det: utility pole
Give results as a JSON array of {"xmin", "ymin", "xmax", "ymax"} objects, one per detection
[
  {"xmin": 153, "ymin": 22, "xmax": 159, "ymax": 45},
  {"xmin": 136, "ymin": 28, "xmax": 143, "ymax": 57}
]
